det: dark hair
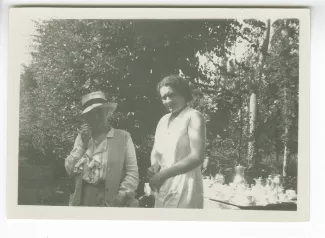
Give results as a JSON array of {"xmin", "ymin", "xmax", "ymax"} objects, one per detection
[{"xmin": 156, "ymin": 74, "xmax": 193, "ymax": 102}]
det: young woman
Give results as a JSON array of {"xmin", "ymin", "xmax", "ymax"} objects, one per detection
[{"xmin": 147, "ymin": 75, "xmax": 206, "ymax": 208}]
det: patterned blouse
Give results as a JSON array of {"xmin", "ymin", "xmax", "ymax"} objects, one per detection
[{"xmin": 65, "ymin": 128, "xmax": 139, "ymax": 193}]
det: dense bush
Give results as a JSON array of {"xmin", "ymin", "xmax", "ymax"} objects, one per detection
[{"xmin": 20, "ymin": 19, "xmax": 299, "ymax": 196}]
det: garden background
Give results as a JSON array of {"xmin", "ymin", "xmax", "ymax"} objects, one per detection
[{"xmin": 18, "ymin": 18, "xmax": 299, "ymax": 205}]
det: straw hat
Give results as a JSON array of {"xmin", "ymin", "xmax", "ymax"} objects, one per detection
[{"xmin": 75, "ymin": 91, "xmax": 117, "ymax": 121}]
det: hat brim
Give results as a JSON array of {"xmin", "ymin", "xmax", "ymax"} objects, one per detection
[{"xmin": 75, "ymin": 102, "xmax": 117, "ymax": 122}]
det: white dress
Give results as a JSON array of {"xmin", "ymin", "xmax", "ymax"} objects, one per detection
[{"xmin": 153, "ymin": 106, "xmax": 204, "ymax": 208}]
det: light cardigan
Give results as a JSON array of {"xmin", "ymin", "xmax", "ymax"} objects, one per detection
[{"xmin": 65, "ymin": 128, "xmax": 139, "ymax": 206}]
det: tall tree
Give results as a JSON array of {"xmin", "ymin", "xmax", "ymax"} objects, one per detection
[
  {"xmin": 269, "ymin": 19, "xmax": 299, "ymax": 176},
  {"xmin": 247, "ymin": 19, "xmax": 271, "ymax": 167},
  {"xmin": 20, "ymin": 19, "xmax": 241, "ymax": 180},
  {"xmin": 20, "ymin": 18, "xmax": 300, "ymax": 188}
]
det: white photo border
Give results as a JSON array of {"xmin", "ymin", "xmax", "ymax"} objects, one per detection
[{"xmin": 7, "ymin": 7, "xmax": 310, "ymax": 221}]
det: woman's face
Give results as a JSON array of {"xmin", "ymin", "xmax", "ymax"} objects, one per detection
[
  {"xmin": 159, "ymin": 86, "xmax": 187, "ymax": 113},
  {"xmin": 84, "ymin": 107, "xmax": 109, "ymax": 130}
]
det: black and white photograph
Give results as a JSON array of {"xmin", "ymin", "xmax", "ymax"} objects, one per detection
[{"xmin": 7, "ymin": 7, "xmax": 310, "ymax": 221}]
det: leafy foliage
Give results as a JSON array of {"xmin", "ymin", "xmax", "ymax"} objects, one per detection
[{"xmin": 20, "ymin": 19, "xmax": 299, "ymax": 197}]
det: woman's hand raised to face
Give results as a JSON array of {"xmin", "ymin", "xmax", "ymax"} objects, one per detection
[{"xmin": 80, "ymin": 123, "xmax": 92, "ymax": 149}]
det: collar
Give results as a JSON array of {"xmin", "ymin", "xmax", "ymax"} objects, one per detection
[{"xmin": 86, "ymin": 128, "xmax": 114, "ymax": 156}]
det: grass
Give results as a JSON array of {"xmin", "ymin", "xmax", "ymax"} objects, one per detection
[
  {"xmin": 18, "ymin": 156, "xmax": 297, "ymax": 207},
  {"xmin": 18, "ymin": 158, "xmax": 73, "ymax": 206}
]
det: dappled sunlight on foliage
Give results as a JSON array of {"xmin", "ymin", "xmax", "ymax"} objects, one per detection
[{"xmin": 19, "ymin": 19, "xmax": 299, "ymax": 204}]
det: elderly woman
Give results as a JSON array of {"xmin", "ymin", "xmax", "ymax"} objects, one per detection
[
  {"xmin": 147, "ymin": 75, "xmax": 206, "ymax": 208},
  {"xmin": 65, "ymin": 91, "xmax": 139, "ymax": 207}
]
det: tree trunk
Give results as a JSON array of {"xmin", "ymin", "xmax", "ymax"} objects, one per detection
[
  {"xmin": 237, "ymin": 65, "xmax": 243, "ymax": 164},
  {"xmin": 275, "ymin": 121, "xmax": 282, "ymax": 163},
  {"xmin": 275, "ymin": 135, "xmax": 282, "ymax": 163},
  {"xmin": 247, "ymin": 19, "xmax": 271, "ymax": 167},
  {"xmin": 282, "ymin": 20, "xmax": 292, "ymax": 177},
  {"xmin": 247, "ymin": 91, "xmax": 257, "ymax": 166},
  {"xmin": 282, "ymin": 84, "xmax": 290, "ymax": 177},
  {"xmin": 237, "ymin": 106, "xmax": 243, "ymax": 163},
  {"xmin": 283, "ymin": 127, "xmax": 288, "ymax": 177}
]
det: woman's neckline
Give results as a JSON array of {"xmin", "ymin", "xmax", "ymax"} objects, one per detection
[
  {"xmin": 170, "ymin": 105, "xmax": 188, "ymax": 117},
  {"xmin": 167, "ymin": 105, "xmax": 188, "ymax": 127},
  {"xmin": 92, "ymin": 126, "xmax": 111, "ymax": 144}
]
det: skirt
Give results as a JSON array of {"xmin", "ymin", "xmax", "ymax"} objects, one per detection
[
  {"xmin": 80, "ymin": 181, "xmax": 106, "ymax": 207},
  {"xmin": 154, "ymin": 169, "xmax": 204, "ymax": 208},
  {"xmin": 79, "ymin": 181, "xmax": 139, "ymax": 207}
]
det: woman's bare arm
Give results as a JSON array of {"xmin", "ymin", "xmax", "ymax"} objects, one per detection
[{"xmin": 158, "ymin": 111, "xmax": 206, "ymax": 180}]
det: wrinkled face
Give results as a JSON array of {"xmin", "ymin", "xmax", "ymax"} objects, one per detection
[
  {"xmin": 159, "ymin": 86, "xmax": 186, "ymax": 113},
  {"xmin": 84, "ymin": 107, "xmax": 109, "ymax": 129}
]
